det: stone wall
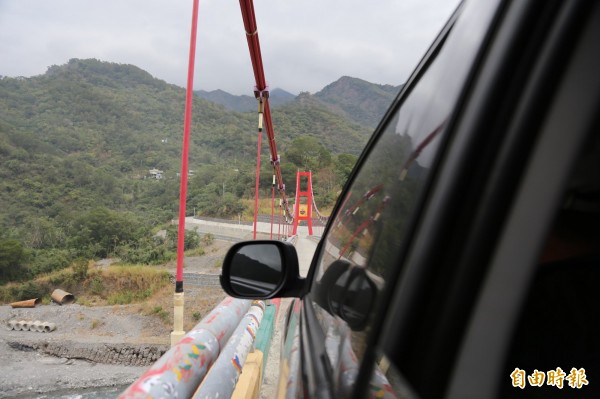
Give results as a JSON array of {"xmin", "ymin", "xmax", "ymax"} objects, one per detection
[{"xmin": 7, "ymin": 340, "xmax": 168, "ymax": 367}]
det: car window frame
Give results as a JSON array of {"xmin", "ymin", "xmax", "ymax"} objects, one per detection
[
  {"xmin": 299, "ymin": 0, "xmax": 514, "ymax": 397},
  {"xmin": 288, "ymin": 5, "xmax": 468, "ymax": 397},
  {"xmin": 290, "ymin": 0, "xmax": 600, "ymax": 397},
  {"xmin": 358, "ymin": 0, "xmax": 599, "ymax": 397}
]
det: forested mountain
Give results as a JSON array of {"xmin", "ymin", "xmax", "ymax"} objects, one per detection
[
  {"xmin": 0, "ymin": 59, "xmax": 371, "ymax": 179},
  {"xmin": 0, "ymin": 58, "xmax": 394, "ymax": 283},
  {"xmin": 196, "ymin": 76, "xmax": 402, "ymax": 129},
  {"xmin": 196, "ymin": 88, "xmax": 295, "ymax": 112},
  {"xmin": 315, "ymin": 76, "xmax": 402, "ymax": 128},
  {"xmin": 274, "ymin": 92, "xmax": 370, "ymax": 155}
]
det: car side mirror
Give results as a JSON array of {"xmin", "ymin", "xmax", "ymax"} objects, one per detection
[{"xmin": 220, "ymin": 240, "xmax": 306, "ymax": 299}]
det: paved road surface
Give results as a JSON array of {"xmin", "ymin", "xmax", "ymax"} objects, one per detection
[
  {"xmin": 294, "ymin": 235, "xmax": 318, "ymax": 277},
  {"xmin": 182, "ymin": 216, "xmax": 325, "ymax": 241}
]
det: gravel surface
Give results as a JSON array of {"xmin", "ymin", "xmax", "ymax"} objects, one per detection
[{"xmin": 0, "ymin": 303, "xmax": 168, "ymax": 398}]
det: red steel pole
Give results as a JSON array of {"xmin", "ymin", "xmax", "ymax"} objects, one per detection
[
  {"xmin": 176, "ymin": 0, "xmax": 200, "ymax": 289},
  {"xmin": 278, "ymin": 200, "xmax": 281, "ymax": 240},
  {"xmin": 271, "ymin": 175, "xmax": 275, "ymax": 239},
  {"xmin": 253, "ymin": 129, "xmax": 262, "ymax": 240},
  {"xmin": 171, "ymin": 0, "xmax": 200, "ymax": 347}
]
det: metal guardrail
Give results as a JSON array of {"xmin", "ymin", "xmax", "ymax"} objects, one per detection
[
  {"xmin": 192, "ymin": 301, "xmax": 265, "ymax": 398},
  {"xmin": 119, "ymin": 297, "xmax": 255, "ymax": 399}
]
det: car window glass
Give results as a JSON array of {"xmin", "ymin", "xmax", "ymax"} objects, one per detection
[{"xmin": 309, "ymin": 0, "xmax": 500, "ymax": 396}]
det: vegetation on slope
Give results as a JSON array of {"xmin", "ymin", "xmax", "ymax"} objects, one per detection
[{"xmin": 0, "ymin": 58, "xmax": 394, "ymax": 288}]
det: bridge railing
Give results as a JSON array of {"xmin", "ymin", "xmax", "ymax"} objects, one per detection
[{"xmin": 118, "ymin": 297, "xmax": 265, "ymax": 399}]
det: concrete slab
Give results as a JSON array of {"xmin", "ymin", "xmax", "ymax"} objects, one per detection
[{"xmin": 294, "ymin": 236, "xmax": 318, "ymax": 277}]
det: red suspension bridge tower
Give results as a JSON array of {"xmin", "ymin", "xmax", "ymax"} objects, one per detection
[{"xmin": 292, "ymin": 171, "xmax": 314, "ymax": 236}]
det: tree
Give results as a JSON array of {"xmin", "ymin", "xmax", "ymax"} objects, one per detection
[
  {"xmin": 68, "ymin": 208, "xmax": 146, "ymax": 258},
  {"xmin": 286, "ymin": 136, "xmax": 332, "ymax": 171},
  {"xmin": 334, "ymin": 153, "xmax": 358, "ymax": 183},
  {"xmin": 164, "ymin": 226, "xmax": 200, "ymax": 251},
  {"xmin": 190, "ymin": 183, "xmax": 245, "ymax": 218},
  {"xmin": 0, "ymin": 239, "xmax": 27, "ymax": 282}
]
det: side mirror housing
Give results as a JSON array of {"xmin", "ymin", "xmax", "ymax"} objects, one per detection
[
  {"xmin": 220, "ymin": 240, "xmax": 306, "ymax": 299},
  {"xmin": 313, "ymin": 259, "xmax": 382, "ymax": 330}
]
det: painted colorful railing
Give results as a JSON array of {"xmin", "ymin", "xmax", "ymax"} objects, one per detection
[{"xmin": 118, "ymin": 297, "xmax": 271, "ymax": 399}]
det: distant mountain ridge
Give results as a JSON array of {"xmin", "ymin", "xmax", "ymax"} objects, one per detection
[
  {"xmin": 314, "ymin": 76, "xmax": 402, "ymax": 128},
  {"xmin": 196, "ymin": 88, "xmax": 295, "ymax": 113},
  {"xmin": 0, "ymin": 59, "xmax": 375, "ymax": 222},
  {"xmin": 197, "ymin": 76, "xmax": 402, "ymax": 129},
  {"xmin": 0, "ymin": 60, "xmax": 399, "ymax": 164}
]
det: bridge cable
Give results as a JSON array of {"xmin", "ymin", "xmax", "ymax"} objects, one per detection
[
  {"xmin": 309, "ymin": 176, "xmax": 329, "ymax": 225},
  {"xmin": 239, "ymin": 0, "xmax": 294, "ymax": 226}
]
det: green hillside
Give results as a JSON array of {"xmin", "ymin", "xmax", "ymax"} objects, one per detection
[
  {"xmin": 0, "ymin": 59, "xmax": 378, "ymax": 284},
  {"xmin": 0, "ymin": 59, "xmax": 256, "ymax": 171},
  {"xmin": 274, "ymin": 92, "xmax": 371, "ymax": 155}
]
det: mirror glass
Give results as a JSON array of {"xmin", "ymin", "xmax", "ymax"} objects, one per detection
[{"xmin": 229, "ymin": 243, "xmax": 284, "ymax": 296}]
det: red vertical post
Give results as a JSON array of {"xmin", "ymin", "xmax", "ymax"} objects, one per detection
[
  {"xmin": 253, "ymin": 130, "xmax": 262, "ymax": 240},
  {"xmin": 278, "ymin": 199, "xmax": 282, "ymax": 240},
  {"xmin": 292, "ymin": 171, "xmax": 300, "ymax": 236},
  {"xmin": 270, "ymin": 175, "xmax": 275, "ymax": 239},
  {"xmin": 176, "ymin": 0, "xmax": 200, "ymax": 290},
  {"xmin": 292, "ymin": 171, "xmax": 314, "ymax": 236},
  {"xmin": 172, "ymin": 0, "xmax": 200, "ymax": 346}
]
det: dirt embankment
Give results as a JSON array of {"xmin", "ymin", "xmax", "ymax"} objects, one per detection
[{"xmin": 0, "ymin": 240, "xmax": 232, "ymax": 398}]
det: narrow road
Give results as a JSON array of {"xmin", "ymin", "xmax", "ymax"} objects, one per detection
[{"xmin": 294, "ymin": 235, "xmax": 318, "ymax": 277}]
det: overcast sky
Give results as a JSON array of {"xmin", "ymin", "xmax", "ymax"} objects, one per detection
[{"xmin": 0, "ymin": 0, "xmax": 459, "ymax": 95}]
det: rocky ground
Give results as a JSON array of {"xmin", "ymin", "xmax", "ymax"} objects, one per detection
[
  {"xmin": 0, "ymin": 240, "xmax": 233, "ymax": 398},
  {"xmin": 0, "ymin": 302, "xmax": 170, "ymax": 398}
]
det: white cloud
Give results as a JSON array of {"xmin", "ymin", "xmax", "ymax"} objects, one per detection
[{"xmin": 0, "ymin": 0, "xmax": 459, "ymax": 94}]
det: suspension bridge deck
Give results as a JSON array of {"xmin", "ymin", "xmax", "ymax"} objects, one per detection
[{"xmin": 183, "ymin": 216, "xmax": 325, "ymax": 245}]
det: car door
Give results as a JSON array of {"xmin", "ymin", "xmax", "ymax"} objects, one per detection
[
  {"xmin": 356, "ymin": 0, "xmax": 599, "ymax": 398},
  {"xmin": 277, "ymin": 0, "xmax": 505, "ymax": 397},
  {"xmin": 278, "ymin": 0, "xmax": 600, "ymax": 398}
]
